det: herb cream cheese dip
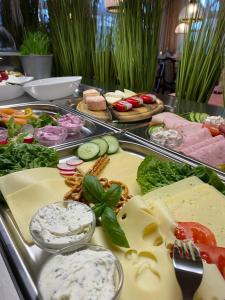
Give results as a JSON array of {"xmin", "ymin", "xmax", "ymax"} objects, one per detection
[
  {"xmin": 30, "ymin": 201, "xmax": 95, "ymax": 248},
  {"xmin": 38, "ymin": 248, "xmax": 117, "ymax": 300},
  {"xmin": 151, "ymin": 129, "xmax": 183, "ymax": 148}
]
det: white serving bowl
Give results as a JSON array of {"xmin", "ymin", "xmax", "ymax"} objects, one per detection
[
  {"xmin": 0, "ymin": 75, "xmax": 34, "ymax": 101},
  {"xmin": 0, "ymin": 84, "xmax": 24, "ymax": 101},
  {"xmin": 23, "ymin": 76, "xmax": 82, "ymax": 101}
]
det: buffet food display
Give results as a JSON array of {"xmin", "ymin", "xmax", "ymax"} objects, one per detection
[
  {"xmin": 0, "ymin": 89, "xmax": 225, "ymax": 300},
  {"xmin": 76, "ymin": 88, "xmax": 164, "ymax": 122},
  {"xmin": 125, "ymin": 111, "xmax": 225, "ymax": 173},
  {"xmin": 0, "ymin": 107, "xmax": 85, "ymax": 146},
  {"xmin": 0, "ymin": 132, "xmax": 225, "ymax": 300}
]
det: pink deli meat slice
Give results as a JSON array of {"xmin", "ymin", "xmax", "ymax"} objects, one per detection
[
  {"xmin": 188, "ymin": 138, "xmax": 225, "ymax": 167},
  {"xmin": 151, "ymin": 112, "xmax": 190, "ymax": 129},
  {"xmin": 176, "ymin": 125, "xmax": 212, "ymax": 150},
  {"xmin": 179, "ymin": 135, "xmax": 224, "ymax": 156}
]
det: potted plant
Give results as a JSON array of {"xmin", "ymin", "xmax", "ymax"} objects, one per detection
[{"xmin": 20, "ymin": 31, "xmax": 53, "ymax": 79}]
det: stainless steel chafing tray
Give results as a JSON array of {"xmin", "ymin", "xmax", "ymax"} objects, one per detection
[
  {"xmin": 0, "ymin": 102, "xmax": 117, "ymax": 147},
  {"xmin": 0, "ymin": 135, "xmax": 201, "ymax": 300}
]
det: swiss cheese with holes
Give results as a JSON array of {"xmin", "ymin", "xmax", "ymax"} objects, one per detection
[
  {"xmin": 92, "ymin": 196, "xmax": 225, "ymax": 300},
  {"xmin": 1, "ymin": 152, "xmax": 225, "ymax": 299}
]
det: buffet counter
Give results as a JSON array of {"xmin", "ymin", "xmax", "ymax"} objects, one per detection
[{"xmin": 0, "ymin": 86, "xmax": 225, "ymax": 299}]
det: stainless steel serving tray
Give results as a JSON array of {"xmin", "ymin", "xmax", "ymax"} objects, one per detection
[
  {"xmin": 127, "ymin": 124, "xmax": 225, "ymax": 180},
  {"xmin": 0, "ymin": 102, "xmax": 116, "ymax": 147},
  {"xmin": 0, "ymin": 135, "xmax": 199, "ymax": 300}
]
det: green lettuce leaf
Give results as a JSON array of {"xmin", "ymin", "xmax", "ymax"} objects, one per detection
[{"xmin": 137, "ymin": 155, "xmax": 225, "ymax": 195}]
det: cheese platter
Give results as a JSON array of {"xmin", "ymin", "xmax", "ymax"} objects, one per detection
[
  {"xmin": 0, "ymin": 133, "xmax": 225, "ymax": 299},
  {"xmin": 76, "ymin": 88, "xmax": 164, "ymax": 123}
]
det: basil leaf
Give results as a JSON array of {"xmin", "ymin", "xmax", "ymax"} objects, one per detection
[
  {"xmin": 83, "ymin": 175, "xmax": 105, "ymax": 204},
  {"xmin": 92, "ymin": 203, "xmax": 106, "ymax": 218},
  {"xmin": 101, "ymin": 207, "xmax": 129, "ymax": 248},
  {"xmin": 103, "ymin": 184, "xmax": 122, "ymax": 208}
]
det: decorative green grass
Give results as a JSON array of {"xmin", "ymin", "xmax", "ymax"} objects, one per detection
[
  {"xmin": 20, "ymin": 31, "xmax": 50, "ymax": 55},
  {"xmin": 48, "ymin": 0, "xmax": 96, "ymax": 78},
  {"xmin": 93, "ymin": 14, "xmax": 116, "ymax": 89},
  {"xmin": 113, "ymin": 0, "xmax": 163, "ymax": 91},
  {"xmin": 176, "ymin": 0, "xmax": 225, "ymax": 103}
]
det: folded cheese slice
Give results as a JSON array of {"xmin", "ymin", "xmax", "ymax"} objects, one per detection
[
  {"xmin": 92, "ymin": 196, "xmax": 225, "ymax": 300},
  {"xmin": 162, "ymin": 184, "xmax": 225, "ymax": 247},
  {"xmin": 142, "ymin": 176, "xmax": 203, "ymax": 204},
  {"xmin": 0, "ymin": 167, "xmax": 61, "ymax": 199},
  {"xmin": 77, "ymin": 151, "xmax": 143, "ymax": 195},
  {"xmin": 6, "ymin": 179, "xmax": 69, "ymax": 243}
]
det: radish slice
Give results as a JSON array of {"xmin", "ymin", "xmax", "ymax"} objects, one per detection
[
  {"xmin": 59, "ymin": 170, "xmax": 75, "ymax": 177},
  {"xmin": 66, "ymin": 159, "xmax": 83, "ymax": 166},
  {"xmin": 57, "ymin": 163, "xmax": 76, "ymax": 171},
  {"xmin": 24, "ymin": 134, "xmax": 34, "ymax": 144}
]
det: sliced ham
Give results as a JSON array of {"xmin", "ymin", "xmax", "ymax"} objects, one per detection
[
  {"xmin": 188, "ymin": 138, "xmax": 225, "ymax": 167},
  {"xmin": 151, "ymin": 112, "xmax": 190, "ymax": 129},
  {"xmin": 179, "ymin": 135, "xmax": 224, "ymax": 155},
  {"xmin": 176, "ymin": 125, "xmax": 211, "ymax": 150}
]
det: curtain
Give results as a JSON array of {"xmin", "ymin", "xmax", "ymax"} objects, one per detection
[{"xmin": 159, "ymin": 0, "xmax": 185, "ymax": 54}]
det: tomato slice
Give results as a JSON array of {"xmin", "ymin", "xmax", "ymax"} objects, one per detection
[
  {"xmin": 175, "ymin": 222, "xmax": 217, "ymax": 247},
  {"xmin": 202, "ymin": 124, "xmax": 220, "ymax": 136},
  {"xmin": 197, "ymin": 244, "xmax": 225, "ymax": 279}
]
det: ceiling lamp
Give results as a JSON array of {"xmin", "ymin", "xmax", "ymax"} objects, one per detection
[
  {"xmin": 104, "ymin": 0, "xmax": 121, "ymax": 13},
  {"xmin": 179, "ymin": 1, "xmax": 203, "ymax": 22},
  {"xmin": 175, "ymin": 23, "xmax": 189, "ymax": 34}
]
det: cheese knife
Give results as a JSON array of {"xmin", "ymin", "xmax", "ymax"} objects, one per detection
[{"xmin": 102, "ymin": 94, "xmax": 119, "ymax": 124}]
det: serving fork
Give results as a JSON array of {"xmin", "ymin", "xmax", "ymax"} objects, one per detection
[{"xmin": 173, "ymin": 240, "xmax": 203, "ymax": 300}]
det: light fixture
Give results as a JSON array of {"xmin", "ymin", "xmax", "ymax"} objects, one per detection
[
  {"xmin": 179, "ymin": 1, "xmax": 203, "ymax": 22},
  {"xmin": 175, "ymin": 23, "xmax": 189, "ymax": 34},
  {"xmin": 104, "ymin": 0, "xmax": 122, "ymax": 13}
]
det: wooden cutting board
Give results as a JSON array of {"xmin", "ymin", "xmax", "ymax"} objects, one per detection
[{"xmin": 76, "ymin": 98, "xmax": 164, "ymax": 122}]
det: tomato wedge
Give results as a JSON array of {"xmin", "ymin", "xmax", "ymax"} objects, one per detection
[
  {"xmin": 197, "ymin": 244, "xmax": 225, "ymax": 279},
  {"xmin": 202, "ymin": 124, "xmax": 220, "ymax": 136},
  {"xmin": 175, "ymin": 222, "xmax": 217, "ymax": 247}
]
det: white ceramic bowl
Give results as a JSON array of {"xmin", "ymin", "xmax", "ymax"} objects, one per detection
[
  {"xmin": 0, "ymin": 84, "xmax": 24, "ymax": 100},
  {"xmin": 0, "ymin": 75, "xmax": 34, "ymax": 101},
  {"xmin": 23, "ymin": 76, "xmax": 82, "ymax": 101}
]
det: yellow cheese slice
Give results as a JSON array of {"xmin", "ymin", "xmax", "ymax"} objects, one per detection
[
  {"xmin": 195, "ymin": 263, "xmax": 225, "ymax": 300},
  {"xmin": 142, "ymin": 176, "xmax": 203, "ymax": 205},
  {"xmin": 6, "ymin": 179, "xmax": 69, "ymax": 243},
  {"xmin": 117, "ymin": 196, "xmax": 175, "ymax": 249},
  {"xmin": 78, "ymin": 151, "xmax": 143, "ymax": 195},
  {"xmin": 163, "ymin": 184, "xmax": 225, "ymax": 247},
  {"xmin": 92, "ymin": 197, "xmax": 182, "ymax": 300},
  {"xmin": 0, "ymin": 168, "xmax": 61, "ymax": 199},
  {"xmin": 93, "ymin": 197, "xmax": 225, "ymax": 300}
]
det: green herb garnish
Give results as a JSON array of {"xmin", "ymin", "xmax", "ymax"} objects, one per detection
[{"xmin": 83, "ymin": 174, "xmax": 129, "ymax": 248}]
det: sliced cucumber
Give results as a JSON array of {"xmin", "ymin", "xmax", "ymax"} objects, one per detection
[
  {"xmin": 102, "ymin": 135, "xmax": 119, "ymax": 154},
  {"xmin": 189, "ymin": 112, "xmax": 196, "ymax": 122},
  {"xmin": 90, "ymin": 138, "xmax": 108, "ymax": 156},
  {"xmin": 77, "ymin": 142, "xmax": 100, "ymax": 161},
  {"xmin": 195, "ymin": 112, "xmax": 201, "ymax": 123},
  {"xmin": 200, "ymin": 113, "xmax": 209, "ymax": 123},
  {"xmin": 148, "ymin": 125, "xmax": 164, "ymax": 136}
]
